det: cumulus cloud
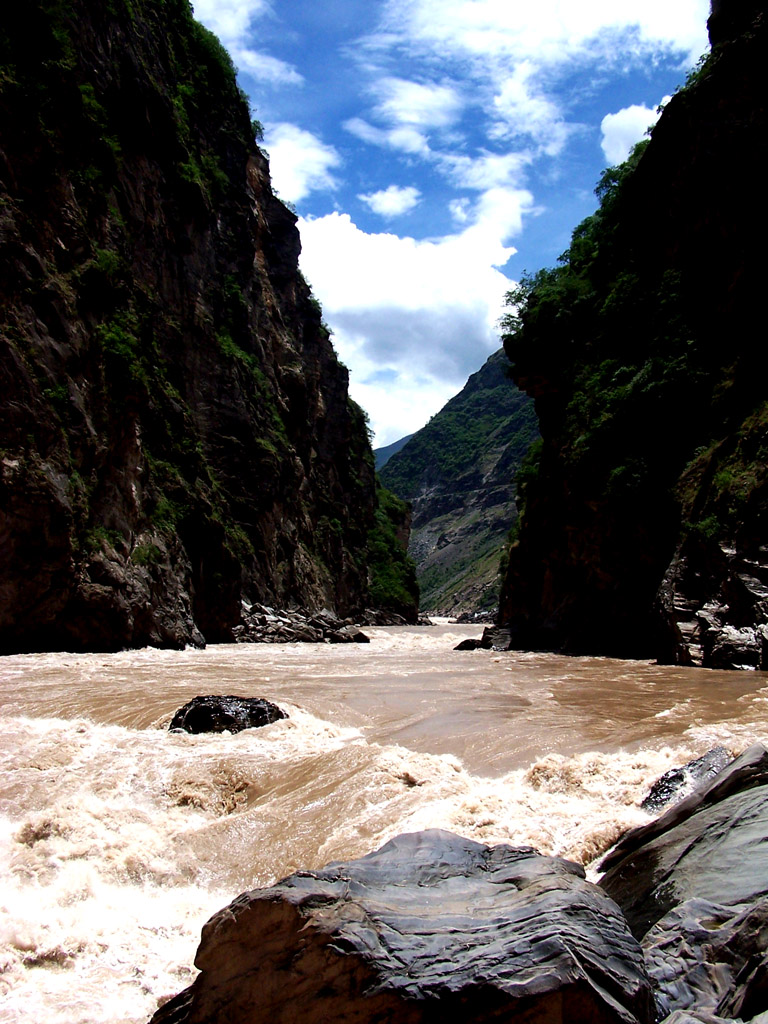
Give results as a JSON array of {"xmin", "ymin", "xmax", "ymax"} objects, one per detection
[
  {"xmin": 263, "ymin": 124, "xmax": 341, "ymax": 202},
  {"xmin": 600, "ymin": 101, "xmax": 669, "ymax": 164},
  {"xmin": 359, "ymin": 185, "xmax": 422, "ymax": 217},
  {"xmin": 192, "ymin": 0, "xmax": 302, "ymax": 86},
  {"xmin": 370, "ymin": 0, "xmax": 709, "ymax": 66},
  {"xmin": 371, "ymin": 77, "xmax": 464, "ymax": 129},
  {"xmin": 298, "ymin": 194, "xmax": 532, "ymax": 443},
  {"xmin": 358, "ymin": 0, "xmax": 708, "ymax": 156}
]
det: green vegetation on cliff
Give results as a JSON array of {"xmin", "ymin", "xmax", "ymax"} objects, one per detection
[
  {"xmin": 0, "ymin": 0, "xmax": 379, "ymax": 652},
  {"xmin": 499, "ymin": 2, "xmax": 768, "ymax": 666},
  {"xmin": 381, "ymin": 350, "xmax": 538, "ymax": 615},
  {"xmin": 366, "ymin": 483, "xmax": 420, "ymax": 622}
]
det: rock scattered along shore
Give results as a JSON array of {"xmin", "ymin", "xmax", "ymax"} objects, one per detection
[
  {"xmin": 453, "ymin": 625, "xmax": 513, "ymax": 651},
  {"xmin": 151, "ymin": 829, "xmax": 654, "ymax": 1024},
  {"xmin": 232, "ymin": 604, "xmax": 434, "ymax": 644},
  {"xmin": 233, "ymin": 605, "xmax": 380, "ymax": 645}
]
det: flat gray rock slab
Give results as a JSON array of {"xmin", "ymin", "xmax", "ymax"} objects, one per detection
[{"xmin": 153, "ymin": 829, "xmax": 654, "ymax": 1024}]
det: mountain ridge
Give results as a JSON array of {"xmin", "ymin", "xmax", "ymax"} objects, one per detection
[{"xmin": 381, "ymin": 349, "xmax": 537, "ymax": 615}]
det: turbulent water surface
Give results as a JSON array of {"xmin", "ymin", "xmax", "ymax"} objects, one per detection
[{"xmin": 2, "ymin": 623, "xmax": 768, "ymax": 1023}]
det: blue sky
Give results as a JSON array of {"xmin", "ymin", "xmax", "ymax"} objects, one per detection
[{"xmin": 193, "ymin": 0, "xmax": 710, "ymax": 445}]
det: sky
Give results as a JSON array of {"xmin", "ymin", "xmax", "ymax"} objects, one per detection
[{"xmin": 193, "ymin": 0, "xmax": 711, "ymax": 446}]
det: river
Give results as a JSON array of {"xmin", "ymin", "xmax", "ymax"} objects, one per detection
[{"xmin": 1, "ymin": 623, "xmax": 767, "ymax": 1023}]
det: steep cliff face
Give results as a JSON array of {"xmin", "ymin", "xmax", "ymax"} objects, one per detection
[
  {"xmin": 381, "ymin": 351, "xmax": 537, "ymax": 616},
  {"xmin": 498, "ymin": 0, "xmax": 768, "ymax": 666},
  {"xmin": 0, "ymin": 0, "xmax": 376, "ymax": 653}
]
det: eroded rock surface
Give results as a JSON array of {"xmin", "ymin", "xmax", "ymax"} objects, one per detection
[
  {"xmin": 599, "ymin": 744, "xmax": 768, "ymax": 1022},
  {"xmin": 152, "ymin": 829, "xmax": 654, "ymax": 1024}
]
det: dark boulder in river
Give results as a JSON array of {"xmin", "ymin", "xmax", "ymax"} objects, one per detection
[
  {"xmin": 640, "ymin": 745, "xmax": 733, "ymax": 813},
  {"xmin": 168, "ymin": 696, "xmax": 287, "ymax": 734},
  {"xmin": 150, "ymin": 828, "xmax": 654, "ymax": 1024}
]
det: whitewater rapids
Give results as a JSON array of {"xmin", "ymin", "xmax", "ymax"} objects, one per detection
[{"xmin": 1, "ymin": 623, "xmax": 767, "ymax": 1023}]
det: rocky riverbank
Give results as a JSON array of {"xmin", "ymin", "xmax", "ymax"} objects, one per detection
[
  {"xmin": 231, "ymin": 603, "xmax": 426, "ymax": 644},
  {"xmin": 149, "ymin": 742, "xmax": 768, "ymax": 1024}
]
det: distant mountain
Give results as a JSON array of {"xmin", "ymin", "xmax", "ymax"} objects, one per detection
[
  {"xmin": 374, "ymin": 434, "xmax": 415, "ymax": 471},
  {"xmin": 380, "ymin": 350, "xmax": 538, "ymax": 616}
]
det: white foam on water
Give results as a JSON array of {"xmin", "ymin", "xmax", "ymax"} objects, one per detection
[
  {"xmin": 2, "ymin": 638, "xmax": 768, "ymax": 1023},
  {"xmin": 0, "ymin": 708, "xmax": 367, "ymax": 1023}
]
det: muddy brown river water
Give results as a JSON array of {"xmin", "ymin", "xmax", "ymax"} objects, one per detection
[{"xmin": 1, "ymin": 623, "xmax": 767, "ymax": 1022}]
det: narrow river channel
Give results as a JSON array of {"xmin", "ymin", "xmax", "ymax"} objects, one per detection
[{"xmin": 2, "ymin": 624, "xmax": 767, "ymax": 1023}]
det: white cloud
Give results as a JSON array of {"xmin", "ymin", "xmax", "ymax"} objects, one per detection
[
  {"xmin": 230, "ymin": 47, "xmax": 304, "ymax": 86},
  {"xmin": 372, "ymin": 77, "xmax": 464, "ymax": 129},
  {"xmin": 440, "ymin": 150, "xmax": 530, "ymax": 191},
  {"xmin": 193, "ymin": 0, "xmax": 303, "ymax": 86},
  {"xmin": 449, "ymin": 198, "xmax": 471, "ymax": 224},
  {"xmin": 600, "ymin": 103, "xmax": 659, "ymax": 164},
  {"xmin": 490, "ymin": 61, "xmax": 570, "ymax": 155},
  {"xmin": 263, "ymin": 124, "xmax": 341, "ymax": 202},
  {"xmin": 344, "ymin": 117, "xmax": 431, "ymax": 156},
  {"xmin": 359, "ymin": 185, "xmax": 422, "ymax": 217},
  {"xmin": 298, "ymin": 193, "xmax": 532, "ymax": 443},
  {"xmin": 357, "ymin": 0, "xmax": 708, "ymax": 158},
  {"xmin": 192, "ymin": 0, "xmax": 270, "ymax": 41},
  {"xmin": 371, "ymin": 0, "xmax": 709, "ymax": 66}
]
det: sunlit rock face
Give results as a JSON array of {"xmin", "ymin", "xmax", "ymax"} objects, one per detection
[
  {"xmin": 498, "ymin": 0, "xmax": 768, "ymax": 667},
  {"xmin": 152, "ymin": 829, "xmax": 655, "ymax": 1024},
  {"xmin": 0, "ymin": 0, "xmax": 376, "ymax": 653}
]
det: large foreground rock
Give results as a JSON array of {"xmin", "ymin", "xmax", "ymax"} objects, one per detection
[
  {"xmin": 599, "ymin": 744, "xmax": 768, "ymax": 1023},
  {"xmin": 152, "ymin": 829, "xmax": 654, "ymax": 1024},
  {"xmin": 600, "ymin": 743, "xmax": 768, "ymax": 939}
]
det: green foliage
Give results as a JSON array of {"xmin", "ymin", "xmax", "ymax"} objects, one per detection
[
  {"xmin": 366, "ymin": 483, "xmax": 419, "ymax": 619},
  {"xmin": 216, "ymin": 331, "xmax": 288, "ymax": 441},
  {"xmin": 131, "ymin": 542, "xmax": 162, "ymax": 566},
  {"xmin": 514, "ymin": 438, "xmax": 543, "ymax": 502},
  {"xmin": 90, "ymin": 247, "xmax": 123, "ymax": 283},
  {"xmin": 151, "ymin": 494, "xmax": 187, "ymax": 531},
  {"xmin": 381, "ymin": 350, "xmax": 538, "ymax": 497},
  {"xmin": 84, "ymin": 525, "xmax": 122, "ymax": 552},
  {"xmin": 96, "ymin": 311, "xmax": 139, "ymax": 362}
]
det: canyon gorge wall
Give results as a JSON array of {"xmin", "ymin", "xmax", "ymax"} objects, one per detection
[
  {"xmin": 499, "ymin": 0, "xmax": 767, "ymax": 667},
  {"xmin": 0, "ymin": 0, "xmax": 380, "ymax": 653}
]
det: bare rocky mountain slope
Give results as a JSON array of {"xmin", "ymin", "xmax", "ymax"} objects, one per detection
[{"xmin": 380, "ymin": 350, "xmax": 537, "ymax": 616}]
